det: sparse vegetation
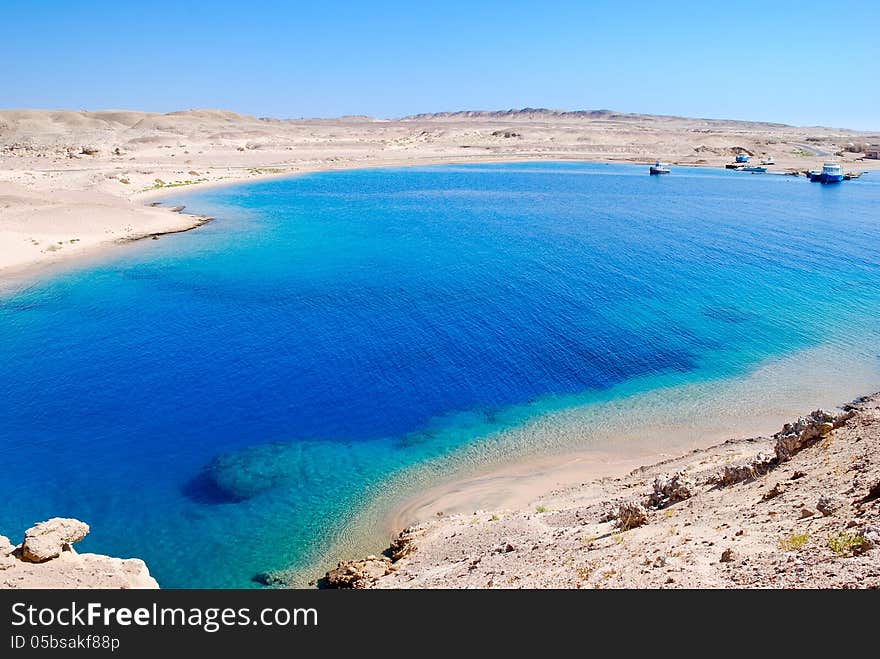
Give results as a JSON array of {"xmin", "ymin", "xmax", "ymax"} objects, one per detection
[
  {"xmin": 778, "ymin": 531, "xmax": 809, "ymax": 551},
  {"xmin": 535, "ymin": 505, "xmax": 548, "ymax": 513},
  {"xmin": 791, "ymin": 149, "xmax": 811, "ymax": 157},
  {"xmin": 576, "ymin": 564, "xmax": 594, "ymax": 580},
  {"xmin": 489, "ymin": 514, "xmax": 500, "ymax": 522},
  {"xmin": 142, "ymin": 178, "xmax": 208, "ymax": 192},
  {"xmin": 827, "ymin": 532, "xmax": 869, "ymax": 556},
  {"xmin": 616, "ymin": 501, "xmax": 648, "ymax": 530}
]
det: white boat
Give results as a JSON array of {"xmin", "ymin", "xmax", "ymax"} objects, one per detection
[
  {"xmin": 761, "ymin": 156, "xmax": 775, "ymax": 165},
  {"xmin": 649, "ymin": 161, "xmax": 670, "ymax": 175}
]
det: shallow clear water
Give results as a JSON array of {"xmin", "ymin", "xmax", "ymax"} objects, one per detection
[{"xmin": 1, "ymin": 162, "xmax": 879, "ymax": 587}]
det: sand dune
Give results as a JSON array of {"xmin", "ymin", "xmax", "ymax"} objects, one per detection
[{"xmin": 2, "ymin": 107, "xmax": 878, "ymax": 279}]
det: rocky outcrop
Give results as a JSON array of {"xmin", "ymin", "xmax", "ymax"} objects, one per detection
[
  {"xmin": 1, "ymin": 519, "xmax": 158, "ymax": 589},
  {"xmin": 816, "ymin": 494, "xmax": 840, "ymax": 517},
  {"xmin": 705, "ymin": 410, "xmax": 853, "ymax": 487},
  {"xmin": 388, "ymin": 525, "xmax": 423, "ymax": 561},
  {"xmin": 774, "ymin": 409, "xmax": 852, "ymax": 462},
  {"xmin": 862, "ymin": 526, "xmax": 880, "ymax": 550},
  {"xmin": 650, "ymin": 470, "xmax": 695, "ymax": 508},
  {"xmin": 710, "ymin": 452, "xmax": 776, "ymax": 485},
  {"xmin": 20, "ymin": 518, "xmax": 89, "ymax": 563},
  {"xmin": 0, "ymin": 536, "xmax": 15, "ymax": 571},
  {"xmin": 322, "ymin": 525, "xmax": 426, "ymax": 588},
  {"xmin": 323, "ymin": 556, "xmax": 393, "ymax": 589},
  {"xmin": 762, "ymin": 482, "xmax": 786, "ymax": 500}
]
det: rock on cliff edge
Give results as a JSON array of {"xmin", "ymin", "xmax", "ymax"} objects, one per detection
[{"xmin": 1, "ymin": 518, "xmax": 158, "ymax": 589}]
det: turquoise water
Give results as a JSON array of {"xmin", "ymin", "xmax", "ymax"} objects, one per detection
[{"xmin": 1, "ymin": 162, "xmax": 879, "ymax": 587}]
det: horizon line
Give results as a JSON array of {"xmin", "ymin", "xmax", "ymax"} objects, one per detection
[{"xmin": 2, "ymin": 106, "xmax": 878, "ymax": 134}]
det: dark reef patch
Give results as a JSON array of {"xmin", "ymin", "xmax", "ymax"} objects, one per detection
[{"xmin": 702, "ymin": 305, "xmax": 757, "ymax": 325}]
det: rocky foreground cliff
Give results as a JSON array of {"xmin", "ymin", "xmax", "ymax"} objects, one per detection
[
  {"xmin": 0, "ymin": 518, "xmax": 158, "ymax": 589},
  {"xmin": 324, "ymin": 393, "xmax": 880, "ymax": 589}
]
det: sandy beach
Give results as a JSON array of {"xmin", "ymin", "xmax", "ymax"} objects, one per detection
[
  {"xmin": 323, "ymin": 392, "xmax": 880, "ymax": 589},
  {"xmin": 280, "ymin": 341, "xmax": 880, "ymax": 588},
  {"xmin": 3, "ymin": 108, "xmax": 879, "ymax": 283}
]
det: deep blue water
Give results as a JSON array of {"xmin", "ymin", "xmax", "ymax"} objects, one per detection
[{"xmin": 1, "ymin": 162, "xmax": 879, "ymax": 587}]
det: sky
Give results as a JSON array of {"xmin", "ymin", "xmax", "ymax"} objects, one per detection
[{"xmin": 2, "ymin": 1, "xmax": 878, "ymax": 129}]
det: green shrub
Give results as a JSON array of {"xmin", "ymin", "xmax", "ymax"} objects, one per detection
[{"xmin": 778, "ymin": 532, "xmax": 809, "ymax": 551}]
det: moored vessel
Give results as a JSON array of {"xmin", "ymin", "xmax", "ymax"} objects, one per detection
[
  {"xmin": 649, "ymin": 161, "xmax": 670, "ymax": 175},
  {"xmin": 809, "ymin": 162, "xmax": 844, "ymax": 184}
]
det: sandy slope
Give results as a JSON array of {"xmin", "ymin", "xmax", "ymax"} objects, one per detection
[
  {"xmin": 325, "ymin": 394, "xmax": 880, "ymax": 589},
  {"xmin": 2, "ymin": 108, "xmax": 878, "ymax": 280}
]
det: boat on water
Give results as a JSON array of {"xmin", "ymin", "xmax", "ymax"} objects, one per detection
[
  {"xmin": 808, "ymin": 162, "xmax": 844, "ymax": 184},
  {"xmin": 649, "ymin": 161, "xmax": 671, "ymax": 175},
  {"xmin": 742, "ymin": 166, "xmax": 767, "ymax": 173}
]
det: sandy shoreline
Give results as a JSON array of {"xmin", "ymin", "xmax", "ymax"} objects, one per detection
[
  {"xmin": 323, "ymin": 392, "xmax": 880, "ymax": 589},
  {"xmin": 255, "ymin": 340, "xmax": 880, "ymax": 587},
  {"xmin": 3, "ymin": 107, "xmax": 878, "ymax": 289}
]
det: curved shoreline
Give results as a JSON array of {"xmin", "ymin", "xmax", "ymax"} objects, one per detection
[
  {"xmin": 0, "ymin": 155, "xmax": 727, "ymax": 289},
  {"xmin": 329, "ymin": 392, "xmax": 880, "ymax": 589},
  {"xmin": 277, "ymin": 339, "xmax": 880, "ymax": 587},
  {"xmin": 3, "ymin": 105, "xmax": 878, "ymax": 289}
]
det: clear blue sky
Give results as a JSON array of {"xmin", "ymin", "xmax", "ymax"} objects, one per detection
[{"xmin": 2, "ymin": 1, "xmax": 878, "ymax": 129}]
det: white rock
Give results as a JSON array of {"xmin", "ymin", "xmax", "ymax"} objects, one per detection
[{"xmin": 20, "ymin": 518, "xmax": 90, "ymax": 563}]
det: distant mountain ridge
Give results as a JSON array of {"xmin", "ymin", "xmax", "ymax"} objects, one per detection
[
  {"xmin": 403, "ymin": 108, "xmax": 622, "ymax": 120},
  {"xmin": 401, "ymin": 107, "xmax": 792, "ymax": 128}
]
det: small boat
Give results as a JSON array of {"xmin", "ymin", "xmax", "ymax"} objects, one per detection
[
  {"xmin": 649, "ymin": 161, "xmax": 670, "ymax": 175},
  {"xmin": 843, "ymin": 171, "xmax": 863, "ymax": 180},
  {"xmin": 808, "ymin": 162, "xmax": 844, "ymax": 184},
  {"xmin": 735, "ymin": 153, "xmax": 751, "ymax": 163},
  {"xmin": 761, "ymin": 156, "xmax": 775, "ymax": 165},
  {"xmin": 742, "ymin": 166, "xmax": 767, "ymax": 173}
]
